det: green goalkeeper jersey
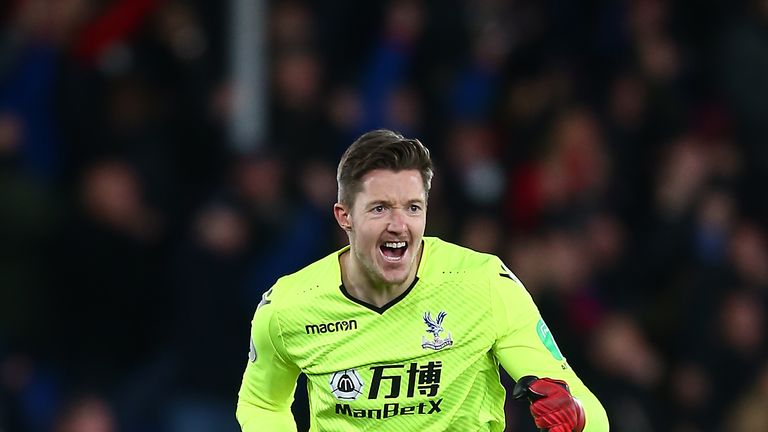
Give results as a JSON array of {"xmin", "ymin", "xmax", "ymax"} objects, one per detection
[{"xmin": 237, "ymin": 237, "xmax": 609, "ymax": 431}]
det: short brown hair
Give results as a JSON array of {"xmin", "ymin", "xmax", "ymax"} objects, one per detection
[{"xmin": 337, "ymin": 129, "xmax": 434, "ymax": 206}]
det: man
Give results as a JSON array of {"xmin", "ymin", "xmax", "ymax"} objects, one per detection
[{"xmin": 237, "ymin": 130, "xmax": 609, "ymax": 431}]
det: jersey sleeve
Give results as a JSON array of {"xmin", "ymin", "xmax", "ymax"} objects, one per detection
[
  {"xmin": 236, "ymin": 290, "xmax": 301, "ymax": 432},
  {"xmin": 489, "ymin": 260, "xmax": 610, "ymax": 432}
]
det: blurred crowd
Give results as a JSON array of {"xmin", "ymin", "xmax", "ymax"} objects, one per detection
[{"xmin": 2, "ymin": 0, "xmax": 768, "ymax": 431}]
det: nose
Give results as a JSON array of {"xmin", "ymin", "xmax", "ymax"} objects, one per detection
[{"xmin": 387, "ymin": 209, "xmax": 407, "ymax": 233}]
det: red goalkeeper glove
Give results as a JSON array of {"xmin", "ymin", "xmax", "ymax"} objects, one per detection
[{"xmin": 512, "ymin": 376, "xmax": 586, "ymax": 432}]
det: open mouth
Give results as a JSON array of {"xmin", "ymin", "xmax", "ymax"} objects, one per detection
[{"xmin": 380, "ymin": 241, "xmax": 408, "ymax": 261}]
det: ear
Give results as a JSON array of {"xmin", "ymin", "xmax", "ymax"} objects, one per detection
[{"xmin": 333, "ymin": 202, "xmax": 352, "ymax": 232}]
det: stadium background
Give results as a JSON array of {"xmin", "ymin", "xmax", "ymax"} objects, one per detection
[{"xmin": 2, "ymin": 0, "xmax": 768, "ymax": 431}]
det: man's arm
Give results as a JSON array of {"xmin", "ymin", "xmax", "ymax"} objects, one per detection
[
  {"xmin": 490, "ymin": 263, "xmax": 609, "ymax": 431},
  {"xmin": 237, "ymin": 290, "xmax": 301, "ymax": 432}
]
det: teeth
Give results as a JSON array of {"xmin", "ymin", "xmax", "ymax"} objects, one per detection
[{"xmin": 384, "ymin": 241, "xmax": 406, "ymax": 249}]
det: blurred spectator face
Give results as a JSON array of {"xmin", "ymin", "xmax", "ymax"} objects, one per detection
[
  {"xmin": 471, "ymin": 22, "xmax": 509, "ymax": 69},
  {"xmin": 447, "ymin": 123, "xmax": 496, "ymax": 168},
  {"xmin": 54, "ymin": 396, "xmax": 116, "ymax": 432},
  {"xmin": 590, "ymin": 314, "xmax": 662, "ymax": 388},
  {"xmin": 719, "ymin": 290, "xmax": 765, "ymax": 354},
  {"xmin": 274, "ymin": 51, "xmax": 321, "ymax": 110},
  {"xmin": 328, "ymin": 86, "xmax": 363, "ymax": 131},
  {"xmin": 458, "ymin": 214, "xmax": 502, "ymax": 255},
  {"xmin": 0, "ymin": 113, "xmax": 23, "ymax": 155},
  {"xmin": 586, "ymin": 213, "xmax": 626, "ymax": 268},
  {"xmin": 270, "ymin": 0, "xmax": 313, "ymax": 48},
  {"xmin": 154, "ymin": 0, "xmax": 207, "ymax": 61},
  {"xmin": 670, "ymin": 362, "xmax": 711, "ymax": 411},
  {"xmin": 608, "ymin": 74, "xmax": 647, "ymax": 128},
  {"xmin": 629, "ymin": 0, "xmax": 668, "ymax": 40},
  {"xmin": 505, "ymin": 235, "xmax": 548, "ymax": 296},
  {"xmin": 386, "ymin": 86, "xmax": 421, "ymax": 134},
  {"xmin": 236, "ymin": 156, "xmax": 284, "ymax": 205},
  {"xmin": 299, "ymin": 159, "xmax": 337, "ymax": 208},
  {"xmin": 698, "ymin": 189, "xmax": 734, "ymax": 231},
  {"xmin": 195, "ymin": 205, "xmax": 249, "ymax": 256},
  {"xmin": 656, "ymin": 136, "xmax": 710, "ymax": 217},
  {"xmin": 638, "ymin": 35, "xmax": 680, "ymax": 81},
  {"xmin": 532, "ymin": 108, "xmax": 609, "ymax": 211},
  {"xmin": 505, "ymin": 72, "xmax": 564, "ymax": 123},
  {"xmin": 446, "ymin": 123, "xmax": 505, "ymax": 204},
  {"xmin": 12, "ymin": 0, "xmax": 91, "ymax": 43},
  {"xmin": 81, "ymin": 160, "xmax": 155, "ymax": 236},
  {"xmin": 728, "ymin": 223, "xmax": 768, "ymax": 286},
  {"xmin": 385, "ymin": 0, "xmax": 423, "ymax": 44},
  {"xmin": 546, "ymin": 230, "xmax": 592, "ymax": 293},
  {"xmin": 548, "ymin": 109, "xmax": 609, "ymax": 195}
]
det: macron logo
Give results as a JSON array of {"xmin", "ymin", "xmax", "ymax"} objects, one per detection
[{"xmin": 306, "ymin": 319, "xmax": 358, "ymax": 335}]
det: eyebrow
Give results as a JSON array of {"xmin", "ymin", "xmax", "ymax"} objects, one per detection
[{"xmin": 363, "ymin": 198, "xmax": 425, "ymax": 207}]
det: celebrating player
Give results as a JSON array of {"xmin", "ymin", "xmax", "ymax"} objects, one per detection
[{"xmin": 237, "ymin": 129, "xmax": 609, "ymax": 431}]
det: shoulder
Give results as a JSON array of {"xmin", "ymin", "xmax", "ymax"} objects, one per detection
[
  {"xmin": 422, "ymin": 236, "xmax": 505, "ymax": 275},
  {"xmin": 265, "ymin": 248, "xmax": 344, "ymax": 310}
]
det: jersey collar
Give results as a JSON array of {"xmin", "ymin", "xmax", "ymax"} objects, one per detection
[{"xmin": 336, "ymin": 238, "xmax": 430, "ymax": 314}]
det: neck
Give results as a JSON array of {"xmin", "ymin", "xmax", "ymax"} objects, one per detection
[{"xmin": 340, "ymin": 244, "xmax": 422, "ymax": 308}]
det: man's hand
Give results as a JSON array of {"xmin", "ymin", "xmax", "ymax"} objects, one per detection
[{"xmin": 512, "ymin": 376, "xmax": 586, "ymax": 432}]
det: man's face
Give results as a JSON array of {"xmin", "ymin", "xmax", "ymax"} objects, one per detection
[{"xmin": 337, "ymin": 169, "xmax": 427, "ymax": 287}]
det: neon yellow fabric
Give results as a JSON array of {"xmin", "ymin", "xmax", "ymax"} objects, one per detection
[{"xmin": 237, "ymin": 237, "xmax": 609, "ymax": 431}]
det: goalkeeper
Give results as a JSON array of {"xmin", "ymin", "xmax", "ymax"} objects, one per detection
[{"xmin": 237, "ymin": 129, "xmax": 609, "ymax": 431}]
